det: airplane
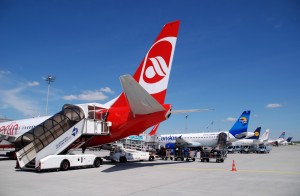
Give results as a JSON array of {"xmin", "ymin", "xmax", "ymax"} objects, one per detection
[
  {"xmin": 0, "ymin": 20, "xmax": 180, "ymax": 154},
  {"xmin": 266, "ymin": 131, "xmax": 285, "ymax": 146},
  {"xmin": 281, "ymin": 137, "xmax": 293, "ymax": 145},
  {"xmin": 0, "ymin": 116, "xmax": 50, "ymax": 148},
  {"xmin": 230, "ymin": 128, "xmax": 270, "ymax": 146},
  {"xmin": 157, "ymin": 110, "xmax": 253, "ymax": 148}
]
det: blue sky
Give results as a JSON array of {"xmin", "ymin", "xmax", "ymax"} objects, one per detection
[{"xmin": 1, "ymin": 0, "xmax": 299, "ymax": 140}]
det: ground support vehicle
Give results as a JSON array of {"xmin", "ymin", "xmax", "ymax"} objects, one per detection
[
  {"xmin": 256, "ymin": 145, "xmax": 272, "ymax": 154},
  {"xmin": 226, "ymin": 145, "xmax": 234, "ymax": 153},
  {"xmin": 157, "ymin": 148, "xmax": 174, "ymax": 160},
  {"xmin": 15, "ymin": 104, "xmax": 111, "ymax": 172},
  {"xmin": 232, "ymin": 145, "xmax": 242, "ymax": 153},
  {"xmin": 36, "ymin": 154, "xmax": 102, "ymax": 171},
  {"xmin": 174, "ymin": 148, "xmax": 196, "ymax": 162},
  {"xmin": 107, "ymin": 145, "xmax": 154, "ymax": 162},
  {"xmin": 200, "ymin": 149, "xmax": 227, "ymax": 163},
  {"xmin": 241, "ymin": 145, "xmax": 250, "ymax": 153}
]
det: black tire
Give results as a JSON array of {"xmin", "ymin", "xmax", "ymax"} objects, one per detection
[
  {"xmin": 120, "ymin": 156, "xmax": 127, "ymax": 163},
  {"xmin": 192, "ymin": 158, "xmax": 195, "ymax": 162},
  {"xmin": 93, "ymin": 158, "xmax": 102, "ymax": 168},
  {"xmin": 60, "ymin": 159, "xmax": 70, "ymax": 171},
  {"xmin": 148, "ymin": 156, "xmax": 154, "ymax": 161}
]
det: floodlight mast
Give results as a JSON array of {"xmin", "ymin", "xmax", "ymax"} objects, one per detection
[{"xmin": 45, "ymin": 75, "xmax": 55, "ymax": 115}]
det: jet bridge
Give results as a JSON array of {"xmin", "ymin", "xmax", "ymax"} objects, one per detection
[{"xmin": 15, "ymin": 104, "xmax": 111, "ymax": 169}]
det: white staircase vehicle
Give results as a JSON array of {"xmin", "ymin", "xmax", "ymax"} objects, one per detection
[{"xmin": 15, "ymin": 104, "xmax": 111, "ymax": 169}]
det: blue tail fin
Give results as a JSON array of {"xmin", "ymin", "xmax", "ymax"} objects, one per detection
[
  {"xmin": 279, "ymin": 132, "xmax": 285, "ymax": 139},
  {"xmin": 229, "ymin": 110, "xmax": 251, "ymax": 139},
  {"xmin": 286, "ymin": 137, "xmax": 293, "ymax": 142},
  {"xmin": 247, "ymin": 127, "xmax": 261, "ymax": 139}
]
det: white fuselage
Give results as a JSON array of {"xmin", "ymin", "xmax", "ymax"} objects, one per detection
[
  {"xmin": 159, "ymin": 132, "xmax": 219, "ymax": 147},
  {"xmin": 232, "ymin": 139, "xmax": 260, "ymax": 146},
  {"xmin": 0, "ymin": 116, "xmax": 50, "ymax": 147},
  {"xmin": 158, "ymin": 131, "xmax": 243, "ymax": 147}
]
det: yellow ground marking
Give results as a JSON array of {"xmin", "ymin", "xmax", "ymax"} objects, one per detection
[{"xmin": 157, "ymin": 166, "xmax": 300, "ymax": 175}]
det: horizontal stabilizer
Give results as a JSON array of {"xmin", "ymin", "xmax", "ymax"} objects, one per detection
[
  {"xmin": 120, "ymin": 75, "xmax": 165, "ymax": 115},
  {"xmin": 172, "ymin": 109, "xmax": 214, "ymax": 114}
]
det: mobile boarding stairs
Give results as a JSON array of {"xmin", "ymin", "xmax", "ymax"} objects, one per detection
[{"xmin": 15, "ymin": 104, "xmax": 111, "ymax": 169}]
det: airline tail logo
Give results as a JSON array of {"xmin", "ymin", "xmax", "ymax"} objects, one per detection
[
  {"xmin": 279, "ymin": 132, "xmax": 285, "ymax": 138},
  {"xmin": 139, "ymin": 37, "xmax": 177, "ymax": 94},
  {"xmin": 239, "ymin": 117, "xmax": 248, "ymax": 125}
]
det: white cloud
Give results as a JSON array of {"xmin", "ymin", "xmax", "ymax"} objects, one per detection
[
  {"xmin": 0, "ymin": 70, "xmax": 11, "ymax": 78},
  {"xmin": 63, "ymin": 90, "xmax": 108, "ymax": 101},
  {"xmin": 265, "ymin": 103, "xmax": 282, "ymax": 109},
  {"xmin": 63, "ymin": 95, "xmax": 77, "ymax": 100},
  {"xmin": 100, "ymin": 87, "xmax": 114, "ymax": 94},
  {"xmin": 27, "ymin": 81, "xmax": 40, "ymax": 87},
  {"xmin": 0, "ymin": 87, "xmax": 41, "ymax": 116},
  {"xmin": 224, "ymin": 117, "xmax": 236, "ymax": 122},
  {"xmin": 0, "ymin": 72, "xmax": 49, "ymax": 117}
]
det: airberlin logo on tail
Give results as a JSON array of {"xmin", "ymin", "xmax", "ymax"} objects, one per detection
[
  {"xmin": 146, "ymin": 56, "xmax": 168, "ymax": 82},
  {"xmin": 139, "ymin": 37, "xmax": 177, "ymax": 94}
]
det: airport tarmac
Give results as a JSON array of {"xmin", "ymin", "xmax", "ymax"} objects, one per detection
[{"xmin": 0, "ymin": 145, "xmax": 299, "ymax": 196}]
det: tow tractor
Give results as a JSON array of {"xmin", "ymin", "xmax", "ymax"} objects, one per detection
[{"xmin": 106, "ymin": 144, "xmax": 155, "ymax": 162}]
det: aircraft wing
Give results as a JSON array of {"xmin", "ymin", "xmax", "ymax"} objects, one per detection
[
  {"xmin": 120, "ymin": 75, "xmax": 165, "ymax": 116},
  {"xmin": 175, "ymin": 137, "xmax": 202, "ymax": 147}
]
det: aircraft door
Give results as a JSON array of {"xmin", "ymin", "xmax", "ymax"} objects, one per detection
[{"xmin": 217, "ymin": 132, "xmax": 227, "ymax": 150}]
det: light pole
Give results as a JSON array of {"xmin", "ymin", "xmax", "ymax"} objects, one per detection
[
  {"xmin": 185, "ymin": 114, "xmax": 189, "ymax": 132},
  {"xmin": 45, "ymin": 75, "xmax": 55, "ymax": 115}
]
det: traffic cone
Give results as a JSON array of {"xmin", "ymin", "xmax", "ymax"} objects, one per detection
[{"xmin": 231, "ymin": 160, "xmax": 237, "ymax": 171}]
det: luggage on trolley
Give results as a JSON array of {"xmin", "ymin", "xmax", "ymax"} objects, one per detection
[{"xmin": 200, "ymin": 148, "xmax": 227, "ymax": 163}]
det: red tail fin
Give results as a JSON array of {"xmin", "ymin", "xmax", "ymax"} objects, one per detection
[
  {"xmin": 133, "ymin": 20, "xmax": 180, "ymax": 104},
  {"xmin": 148, "ymin": 124, "xmax": 159, "ymax": 136},
  {"xmin": 112, "ymin": 21, "xmax": 180, "ymax": 108}
]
